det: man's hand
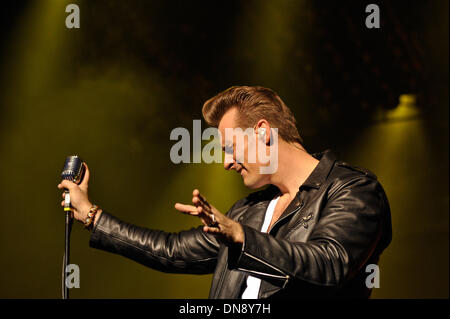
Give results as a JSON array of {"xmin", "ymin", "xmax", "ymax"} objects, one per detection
[
  {"xmin": 175, "ymin": 189, "xmax": 244, "ymax": 245},
  {"xmin": 57, "ymin": 163, "xmax": 101, "ymax": 224}
]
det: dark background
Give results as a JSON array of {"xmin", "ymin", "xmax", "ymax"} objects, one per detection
[{"xmin": 0, "ymin": 0, "xmax": 448, "ymax": 298}]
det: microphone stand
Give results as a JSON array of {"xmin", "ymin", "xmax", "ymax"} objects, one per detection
[{"xmin": 63, "ymin": 190, "xmax": 73, "ymax": 299}]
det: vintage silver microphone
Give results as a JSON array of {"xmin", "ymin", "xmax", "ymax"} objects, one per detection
[{"xmin": 60, "ymin": 155, "xmax": 85, "ymax": 299}]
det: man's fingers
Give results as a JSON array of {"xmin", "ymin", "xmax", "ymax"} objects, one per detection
[
  {"xmin": 192, "ymin": 189, "xmax": 211, "ymax": 208},
  {"xmin": 174, "ymin": 203, "xmax": 199, "ymax": 214},
  {"xmin": 197, "ymin": 205, "xmax": 213, "ymax": 217},
  {"xmin": 197, "ymin": 193, "xmax": 211, "ymax": 208},
  {"xmin": 192, "ymin": 196, "xmax": 212, "ymax": 216},
  {"xmin": 203, "ymin": 225, "xmax": 220, "ymax": 234},
  {"xmin": 58, "ymin": 180, "xmax": 77, "ymax": 190},
  {"xmin": 196, "ymin": 206, "xmax": 218, "ymax": 227},
  {"xmin": 190, "ymin": 190, "xmax": 221, "ymax": 228}
]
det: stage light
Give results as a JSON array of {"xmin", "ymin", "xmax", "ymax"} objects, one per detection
[{"xmin": 385, "ymin": 94, "xmax": 421, "ymax": 121}]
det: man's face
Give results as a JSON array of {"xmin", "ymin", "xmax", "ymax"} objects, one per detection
[{"xmin": 218, "ymin": 108, "xmax": 270, "ymax": 189}]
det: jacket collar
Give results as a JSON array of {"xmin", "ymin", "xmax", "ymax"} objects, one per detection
[
  {"xmin": 254, "ymin": 149, "xmax": 337, "ymax": 200},
  {"xmin": 299, "ymin": 149, "xmax": 337, "ymax": 190},
  {"xmin": 240, "ymin": 149, "xmax": 337, "ymax": 230}
]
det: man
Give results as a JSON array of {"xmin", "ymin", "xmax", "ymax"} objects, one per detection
[{"xmin": 58, "ymin": 86, "xmax": 392, "ymax": 299}]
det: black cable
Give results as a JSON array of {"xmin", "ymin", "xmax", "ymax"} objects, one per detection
[{"xmin": 62, "ymin": 191, "xmax": 73, "ymax": 299}]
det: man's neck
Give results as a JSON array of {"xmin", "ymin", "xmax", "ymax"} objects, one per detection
[{"xmin": 269, "ymin": 142, "xmax": 319, "ymax": 198}]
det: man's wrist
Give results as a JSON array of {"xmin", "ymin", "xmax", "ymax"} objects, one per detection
[
  {"xmin": 81, "ymin": 202, "xmax": 93, "ymax": 221},
  {"xmin": 82, "ymin": 203, "xmax": 102, "ymax": 230},
  {"xmin": 233, "ymin": 223, "xmax": 244, "ymax": 244}
]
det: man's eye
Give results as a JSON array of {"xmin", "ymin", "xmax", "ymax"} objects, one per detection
[{"xmin": 224, "ymin": 145, "xmax": 233, "ymax": 154}]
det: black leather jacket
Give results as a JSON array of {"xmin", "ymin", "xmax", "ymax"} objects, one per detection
[{"xmin": 89, "ymin": 150, "xmax": 392, "ymax": 299}]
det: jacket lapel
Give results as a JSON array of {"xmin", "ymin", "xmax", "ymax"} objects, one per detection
[
  {"xmin": 240, "ymin": 201, "xmax": 270, "ymax": 230},
  {"xmin": 225, "ymin": 194, "xmax": 274, "ymax": 298}
]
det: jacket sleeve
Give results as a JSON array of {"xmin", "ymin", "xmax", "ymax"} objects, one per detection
[
  {"xmin": 228, "ymin": 176, "xmax": 391, "ymax": 289},
  {"xmin": 89, "ymin": 211, "xmax": 221, "ymax": 274}
]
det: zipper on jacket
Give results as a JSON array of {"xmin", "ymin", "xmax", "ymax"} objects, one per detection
[
  {"xmin": 239, "ymin": 251, "xmax": 290, "ymax": 287},
  {"xmin": 237, "ymin": 267, "xmax": 289, "ymax": 280},
  {"xmin": 269, "ymin": 204, "xmax": 304, "ymax": 234}
]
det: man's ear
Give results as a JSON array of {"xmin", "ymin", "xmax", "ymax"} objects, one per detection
[
  {"xmin": 254, "ymin": 120, "xmax": 270, "ymax": 145},
  {"xmin": 258, "ymin": 128, "xmax": 266, "ymax": 141}
]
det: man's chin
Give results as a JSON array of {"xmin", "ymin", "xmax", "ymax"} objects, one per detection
[{"xmin": 242, "ymin": 176, "xmax": 266, "ymax": 189}]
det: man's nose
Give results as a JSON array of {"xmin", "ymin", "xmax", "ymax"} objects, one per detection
[{"xmin": 224, "ymin": 154, "xmax": 234, "ymax": 170}]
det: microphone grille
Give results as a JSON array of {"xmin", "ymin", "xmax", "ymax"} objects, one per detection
[{"xmin": 61, "ymin": 155, "xmax": 85, "ymax": 184}]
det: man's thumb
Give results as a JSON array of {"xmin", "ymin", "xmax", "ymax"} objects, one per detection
[{"xmin": 79, "ymin": 162, "xmax": 90, "ymax": 189}]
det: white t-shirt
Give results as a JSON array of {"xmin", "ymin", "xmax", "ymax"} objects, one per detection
[{"xmin": 241, "ymin": 195, "xmax": 280, "ymax": 299}]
